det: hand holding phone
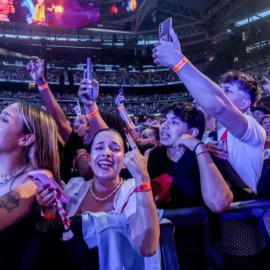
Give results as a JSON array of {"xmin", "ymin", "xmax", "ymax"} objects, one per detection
[
  {"xmin": 86, "ymin": 57, "xmax": 98, "ymax": 101},
  {"xmin": 28, "ymin": 170, "xmax": 70, "ymax": 203},
  {"xmin": 159, "ymin": 18, "xmax": 172, "ymax": 42}
]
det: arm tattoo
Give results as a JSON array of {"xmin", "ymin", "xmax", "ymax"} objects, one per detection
[{"xmin": 0, "ymin": 192, "xmax": 20, "ymax": 213}]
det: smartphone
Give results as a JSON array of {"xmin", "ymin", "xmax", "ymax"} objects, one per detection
[
  {"xmin": 86, "ymin": 57, "xmax": 93, "ymax": 80},
  {"xmin": 159, "ymin": 18, "xmax": 172, "ymax": 42},
  {"xmin": 86, "ymin": 57, "xmax": 97, "ymax": 100},
  {"xmin": 28, "ymin": 171, "xmax": 70, "ymax": 203}
]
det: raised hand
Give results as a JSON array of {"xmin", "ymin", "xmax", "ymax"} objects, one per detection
[
  {"xmin": 78, "ymin": 70, "xmax": 99, "ymax": 107},
  {"xmin": 26, "ymin": 56, "xmax": 45, "ymax": 83},
  {"xmin": 152, "ymin": 29, "xmax": 182, "ymax": 68},
  {"xmin": 115, "ymin": 92, "xmax": 125, "ymax": 107},
  {"xmin": 124, "ymin": 148, "xmax": 149, "ymax": 181}
]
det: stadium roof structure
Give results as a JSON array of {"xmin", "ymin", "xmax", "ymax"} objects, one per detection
[{"xmin": 0, "ymin": 0, "xmax": 269, "ymax": 66}]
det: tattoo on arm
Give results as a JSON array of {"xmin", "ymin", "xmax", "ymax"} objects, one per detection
[{"xmin": 0, "ymin": 192, "xmax": 20, "ymax": 213}]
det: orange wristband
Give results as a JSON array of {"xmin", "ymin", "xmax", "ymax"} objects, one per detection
[
  {"xmin": 172, "ymin": 57, "xmax": 189, "ymax": 73},
  {"xmin": 38, "ymin": 83, "xmax": 49, "ymax": 91},
  {"xmin": 86, "ymin": 108, "xmax": 99, "ymax": 119},
  {"xmin": 117, "ymin": 105, "xmax": 124, "ymax": 111}
]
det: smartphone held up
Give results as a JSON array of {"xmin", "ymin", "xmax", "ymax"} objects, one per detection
[
  {"xmin": 85, "ymin": 57, "xmax": 98, "ymax": 101},
  {"xmin": 159, "ymin": 17, "xmax": 172, "ymax": 42}
]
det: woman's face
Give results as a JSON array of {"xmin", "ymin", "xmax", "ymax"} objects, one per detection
[
  {"xmin": 0, "ymin": 103, "xmax": 25, "ymax": 152},
  {"xmin": 73, "ymin": 115, "xmax": 88, "ymax": 138},
  {"xmin": 130, "ymin": 125, "xmax": 141, "ymax": 142},
  {"xmin": 90, "ymin": 130, "xmax": 124, "ymax": 182}
]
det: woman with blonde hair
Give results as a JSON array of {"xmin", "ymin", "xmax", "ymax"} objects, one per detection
[{"xmin": 0, "ymin": 101, "xmax": 61, "ymax": 269}]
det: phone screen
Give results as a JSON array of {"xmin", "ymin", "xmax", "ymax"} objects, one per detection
[{"xmin": 159, "ymin": 18, "xmax": 172, "ymax": 42}]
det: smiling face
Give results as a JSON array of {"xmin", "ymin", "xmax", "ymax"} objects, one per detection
[
  {"xmin": 159, "ymin": 111, "xmax": 190, "ymax": 147},
  {"xmin": 90, "ymin": 130, "xmax": 125, "ymax": 182},
  {"xmin": 0, "ymin": 103, "xmax": 25, "ymax": 153}
]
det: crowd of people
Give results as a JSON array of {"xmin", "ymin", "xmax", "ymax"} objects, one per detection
[{"xmin": 0, "ymin": 28, "xmax": 270, "ymax": 270}]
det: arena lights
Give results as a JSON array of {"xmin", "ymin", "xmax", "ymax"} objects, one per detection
[{"xmin": 235, "ymin": 9, "xmax": 270, "ymax": 26}]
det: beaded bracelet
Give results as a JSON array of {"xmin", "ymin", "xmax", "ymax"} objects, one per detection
[
  {"xmin": 172, "ymin": 57, "xmax": 189, "ymax": 73},
  {"xmin": 38, "ymin": 83, "xmax": 49, "ymax": 91},
  {"xmin": 86, "ymin": 108, "xmax": 99, "ymax": 119}
]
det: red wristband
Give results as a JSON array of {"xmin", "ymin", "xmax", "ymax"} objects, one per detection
[
  {"xmin": 134, "ymin": 183, "xmax": 151, "ymax": 193},
  {"xmin": 41, "ymin": 209, "xmax": 56, "ymax": 221}
]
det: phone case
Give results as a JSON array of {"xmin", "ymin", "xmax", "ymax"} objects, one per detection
[
  {"xmin": 28, "ymin": 171, "xmax": 70, "ymax": 203},
  {"xmin": 159, "ymin": 18, "xmax": 172, "ymax": 42},
  {"xmin": 86, "ymin": 57, "xmax": 93, "ymax": 80}
]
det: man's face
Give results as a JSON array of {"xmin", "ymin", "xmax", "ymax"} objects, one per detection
[
  {"xmin": 262, "ymin": 117, "xmax": 270, "ymax": 134},
  {"xmin": 159, "ymin": 111, "xmax": 189, "ymax": 147},
  {"xmin": 252, "ymin": 110, "xmax": 265, "ymax": 123},
  {"xmin": 220, "ymin": 82, "xmax": 250, "ymax": 111}
]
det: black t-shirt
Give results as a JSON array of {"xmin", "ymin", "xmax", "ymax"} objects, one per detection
[
  {"xmin": 147, "ymin": 146, "xmax": 203, "ymax": 209},
  {"xmin": 61, "ymin": 131, "xmax": 85, "ymax": 184}
]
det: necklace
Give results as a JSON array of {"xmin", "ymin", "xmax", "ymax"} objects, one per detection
[{"xmin": 89, "ymin": 179, "xmax": 123, "ymax": 202}]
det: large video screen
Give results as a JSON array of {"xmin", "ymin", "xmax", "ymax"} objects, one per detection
[
  {"xmin": 0, "ymin": 0, "xmax": 139, "ymax": 29},
  {"xmin": 0, "ymin": 0, "xmax": 100, "ymax": 29}
]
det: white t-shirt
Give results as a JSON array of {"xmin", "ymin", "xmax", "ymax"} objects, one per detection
[
  {"xmin": 217, "ymin": 115, "xmax": 265, "ymax": 194},
  {"xmin": 65, "ymin": 177, "xmax": 137, "ymax": 219}
]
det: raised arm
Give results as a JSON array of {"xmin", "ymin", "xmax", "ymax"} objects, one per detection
[
  {"xmin": 152, "ymin": 30, "xmax": 248, "ymax": 139},
  {"xmin": 124, "ymin": 147, "xmax": 160, "ymax": 257},
  {"xmin": 115, "ymin": 91, "xmax": 135, "ymax": 132},
  {"xmin": 174, "ymin": 134, "xmax": 233, "ymax": 213},
  {"xmin": 27, "ymin": 57, "xmax": 72, "ymax": 142}
]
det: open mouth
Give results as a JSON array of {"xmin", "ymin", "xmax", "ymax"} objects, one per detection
[{"xmin": 97, "ymin": 160, "xmax": 114, "ymax": 169}]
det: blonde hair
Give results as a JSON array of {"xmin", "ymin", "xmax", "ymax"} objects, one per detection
[{"xmin": 17, "ymin": 102, "xmax": 61, "ymax": 184}]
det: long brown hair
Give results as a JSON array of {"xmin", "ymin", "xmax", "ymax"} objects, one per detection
[{"xmin": 17, "ymin": 102, "xmax": 61, "ymax": 184}]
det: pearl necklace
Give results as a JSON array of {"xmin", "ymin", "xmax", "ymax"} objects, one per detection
[{"xmin": 89, "ymin": 179, "xmax": 123, "ymax": 202}]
